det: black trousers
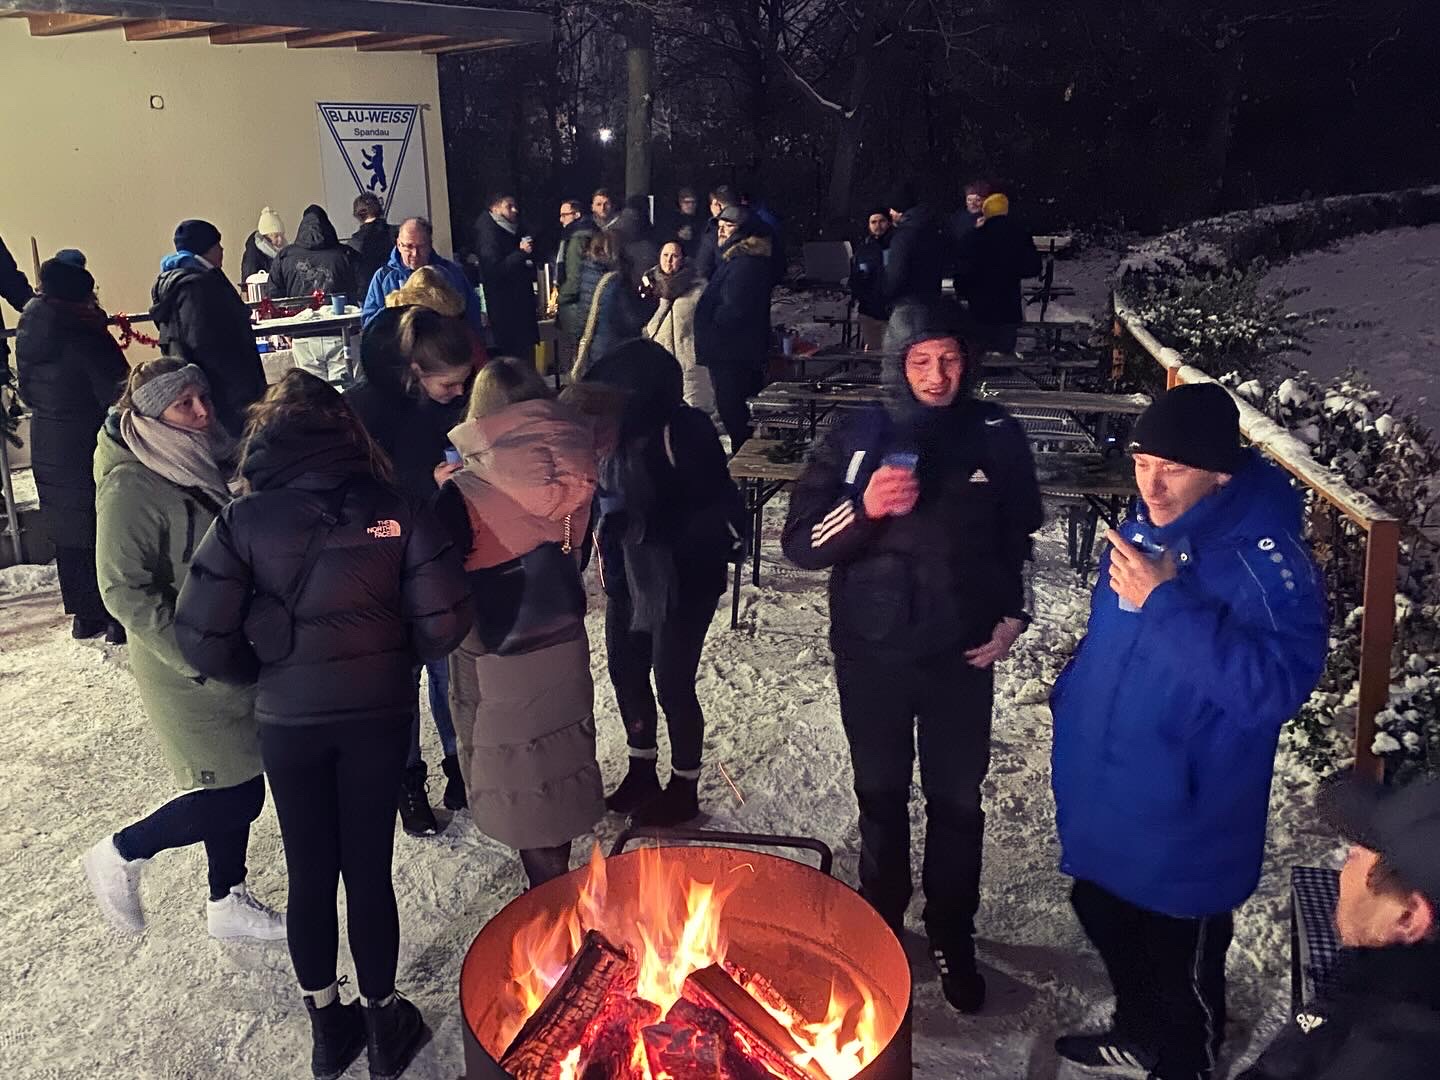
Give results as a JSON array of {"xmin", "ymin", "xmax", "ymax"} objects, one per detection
[
  {"xmin": 54, "ymin": 545, "xmax": 109, "ymax": 622},
  {"xmin": 520, "ymin": 842, "xmax": 572, "ymax": 890},
  {"xmin": 260, "ymin": 716, "xmax": 409, "ymax": 999},
  {"xmin": 113, "ymin": 775, "xmax": 266, "ymax": 900},
  {"xmin": 834, "ymin": 651, "xmax": 993, "ymax": 945},
  {"xmin": 604, "ymin": 587, "xmax": 718, "ymax": 774},
  {"xmin": 708, "ymin": 364, "xmax": 763, "ymax": 450},
  {"xmin": 1072, "ymin": 879, "xmax": 1233, "ymax": 1080}
]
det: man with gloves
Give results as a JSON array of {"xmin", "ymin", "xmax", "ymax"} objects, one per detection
[
  {"xmin": 782, "ymin": 298, "xmax": 1043, "ymax": 1015},
  {"xmin": 1051, "ymin": 382, "xmax": 1329, "ymax": 1080}
]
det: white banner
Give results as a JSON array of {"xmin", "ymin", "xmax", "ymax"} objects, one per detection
[{"xmin": 316, "ymin": 102, "xmax": 430, "ymax": 228}]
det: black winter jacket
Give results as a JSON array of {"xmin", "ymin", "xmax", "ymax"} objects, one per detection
[
  {"xmin": 882, "ymin": 205, "xmax": 949, "ymax": 305},
  {"xmin": 693, "ymin": 230, "xmax": 775, "ymax": 376},
  {"xmin": 268, "ymin": 205, "xmax": 358, "ymax": 301},
  {"xmin": 0, "ymin": 234, "xmax": 35, "ymax": 375},
  {"xmin": 174, "ymin": 418, "xmax": 469, "ymax": 726},
  {"xmin": 240, "ymin": 231, "xmax": 278, "ymax": 284},
  {"xmin": 475, "ymin": 212, "xmax": 539, "ymax": 354},
  {"xmin": 953, "ymin": 214, "xmax": 1042, "ymax": 326},
  {"xmin": 851, "ymin": 232, "xmax": 892, "ymax": 321},
  {"xmin": 692, "ymin": 220, "xmax": 721, "ymax": 279},
  {"xmin": 1236, "ymin": 942, "xmax": 1440, "ymax": 1080},
  {"xmin": 344, "ymin": 306, "xmax": 468, "ymax": 502},
  {"xmin": 781, "ymin": 368, "xmax": 1043, "ymax": 662},
  {"xmin": 15, "ymin": 296, "xmax": 129, "ymax": 538},
  {"xmin": 349, "ymin": 218, "xmax": 397, "ymax": 295},
  {"xmin": 149, "ymin": 257, "xmax": 265, "ymax": 437}
]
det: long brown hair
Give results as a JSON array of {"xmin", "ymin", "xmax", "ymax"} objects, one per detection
[
  {"xmin": 114, "ymin": 357, "xmax": 184, "ymax": 411},
  {"xmin": 464, "ymin": 356, "xmax": 552, "ymax": 421},
  {"xmin": 397, "ymin": 306, "xmax": 472, "ymax": 395},
  {"xmin": 237, "ymin": 369, "xmax": 395, "ymax": 491}
]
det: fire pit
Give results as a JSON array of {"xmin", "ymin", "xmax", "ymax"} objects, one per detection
[{"xmin": 461, "ymin": 828, "xmax": 912, "ymax": 1079}]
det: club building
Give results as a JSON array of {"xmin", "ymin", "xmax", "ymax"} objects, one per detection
[{"xmin": 0, "ymin": 0, "xmax": 549, "ymax": 314}]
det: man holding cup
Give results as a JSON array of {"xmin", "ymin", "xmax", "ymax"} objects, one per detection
[
  {"xmin": 782, "ymin": 299, "xmax": 1043, "ymax": 1013},
  {"xmin": 475, "ymin": 192, "xmax": 540, "ymax": 359},
  {"xmin": 1051, "ymin": 382, "xmax": 1329, "ymax": 1080}
]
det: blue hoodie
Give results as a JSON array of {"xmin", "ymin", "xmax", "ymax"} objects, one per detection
[
  {"xmin": 360, "ymin": 246, "xmax": 483, "ymax": 335},
  {"xmin": 1050, "ymin": 449, "xmax": 1327, "ymax": 917}
]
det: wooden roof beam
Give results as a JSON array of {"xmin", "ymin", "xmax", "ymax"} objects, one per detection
[
  {"xmin": 285, "ymin": 28, "xmax": 379, "ymax": 48},
  {"xmin": 424, "ymin": 37, "xmax": 510, "ymax": 54},
  {"xmin": 356, "ymin": 32, "xmax": 450, "ymax": 51},
  {"xmin": 123, "ymin": 19, "xmax": 218, "ymax": 40},
  {"xmin": 26, "ymin": 13, "xmax": 126, "ymax": 35},
  {"xmin": 208, "ymin": 24, "xmax": 298, "ymax": 44}
]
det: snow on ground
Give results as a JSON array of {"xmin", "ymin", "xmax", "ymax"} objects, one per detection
[
  {"xmin": 0, "ymin": 503, "xmax": 1335, "ymax": 1079},
  {"xmin": 1263, "ymin": 224, "xmax": 1440, "ymax": 434}
]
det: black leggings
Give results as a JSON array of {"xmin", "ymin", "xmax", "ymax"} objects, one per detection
[
  {"xmin": 260, "ymin": 716, "xmax": 409, "ymax": 999},
  {"xmin": 113, "ymin": 775, "xmax": 266, "ymax": 901},
  {"xmin": 604, "ymin": 587, "xmax": 718, "ymax": 774}
]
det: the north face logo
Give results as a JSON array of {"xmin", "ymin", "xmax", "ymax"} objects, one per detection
[
  {"xmin": 969, "ymin": 468, "xmax": 989, "ymax": 483},
  {"xmin": 366, "ymin": 519, "xmax": 402, "ymax": 539},
  {"xmin": 1295, "ymin": 1012, "xmax": 1326, "ymax": 1034}
]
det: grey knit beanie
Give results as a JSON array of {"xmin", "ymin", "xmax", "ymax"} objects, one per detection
[{"xmin": 133, "ymin": 364, "xmax": 211, "ymax": 418}]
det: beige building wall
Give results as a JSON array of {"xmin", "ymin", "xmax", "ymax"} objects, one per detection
[{"xmin": 0, "ymin": 19, "xmax": 455, "ymax": 318}]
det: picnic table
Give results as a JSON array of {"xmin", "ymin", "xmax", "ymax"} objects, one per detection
[
  {"xmin": 253, "ymin": 307, "xmax": 363, "ymax": 339},
  {"xmin": 724, "ymin": 438, "xmax": 1135, "ymax": 630},
  {"xmin": 791, "ymin": 347, "xmax": 1099, "ymax": 386}
]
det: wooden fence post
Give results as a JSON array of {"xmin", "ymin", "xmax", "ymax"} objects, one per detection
[{"xmin": 1355, "ymin": 519, "xmax": 1400, "ymax": 780}]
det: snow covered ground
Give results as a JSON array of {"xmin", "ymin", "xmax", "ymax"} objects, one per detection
[
  {"xmin": 0, "ymin": 503, "xmax": 1336, "ymax": 1079},
  {"xmin": 1264, "ymin": 223, "xmax": 1440, "ymax": 434}
]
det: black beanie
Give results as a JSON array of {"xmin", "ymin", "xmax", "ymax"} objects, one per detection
[
  {"xmin": 886, "ymin": 181, "xmax": 919, "ymax": 214},
  {"xmin": 173, "ymin": 218, "xmax": 221, "ymax": 254},
  {"xmin": 39, "ymin": 258, "xmax": 95, "ymax": 303},
  {"xmin": 1128, "ymin": 382, "xmax": 1244, "ymax": 473}
]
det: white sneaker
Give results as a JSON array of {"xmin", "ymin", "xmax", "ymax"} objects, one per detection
[
  {"xmin": 82, "ymin": 835, "xmax": 147, "ymax": 934},
  {"xmin": 207, "ymin": 883, "xmax": 288, "ymax": 942}
]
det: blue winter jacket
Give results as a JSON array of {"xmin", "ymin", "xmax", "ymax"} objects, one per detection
[
  {"xmin": 361, "ymin": 247, "xmax": 483, "ymax": 335},
  {"xmin": 1050, "ymin": 449, "xmax": 1327, "ymax": 917}
]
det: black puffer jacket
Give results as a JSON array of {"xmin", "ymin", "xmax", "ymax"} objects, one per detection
[
  {"xmin": 343, "ymin": 306, "xmax": 468, "ymax": 500},
  {"xmin": 953, "ymin": 214, "xmax": 1042, "ymax": 325},
  {"xmin": 1236, "ymin": 942, "xmax": 1440, "ymax": 1080},
  {"xmin": 882, "ymin": 205, "xmax": 949, "ymax": 304},
  {"xmin": 174, "ymin": 415, "xmax": 469, "ymax": 726},
  {"xmin": 693, "ymin": 222, "xmax": 775, "ymax": 376},
  {"xmin": 349, "ymin": 218, "xmax": 397, "ymax": 294},
  {"xmin": 15, "ymin": 296, "xmax": 129, "ymax": 538},
  {"xmin": 150, "ymin": 255, "xmax": 266, "ymax": 436},
  {"xmin": 781, "ymin": 331, "xmax": 1043, "ymax": 662},
  {"xmin": 268, "ymin": 205, "xmax": 358, "ymax": 301}
]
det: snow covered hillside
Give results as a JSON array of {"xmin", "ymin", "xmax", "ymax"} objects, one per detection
[{"xmin": 0, "ymin": 505, "xmax": 1336, "ymax": 1079}]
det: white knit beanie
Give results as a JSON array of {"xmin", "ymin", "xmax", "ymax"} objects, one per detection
[{"xmin": 257, "ymin": 207, "xmax": 285, "ymax": 236}]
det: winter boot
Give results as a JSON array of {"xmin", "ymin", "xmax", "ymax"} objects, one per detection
[
  {"xmin": 104, "ymin": 620, "xmax": 127, "ymax": 645},
  {"xmin": 207, "ymin": 882, "xmax": 288, "ymax": 941},
  {"xmin": 630, "ymin": 774, "xmax": 700, "ymax": 828},
  {"xmin": 605, "ymin": 755, "xmax": 661, "ymax": 815},
  {"xmin": 72, "ymin": 616, "xmax": 107, "ymax": 640},
  {"xmin": 363, "ymin": 992, "xmax": 430, "ymax": 1080},
  {"xmin": 440, "ymin": 754, "xmax": 467, "ymax": 811},
  {"xmin": 82, "ymin": 835, "xmax": 147, "ymax": 933},
  {"xmin": 1053, "ymin": 1031, "xmax": 1158, "ymax": 1078},
  {"xmin": 398, "ymin": 763, "xmax": 439, "ymax": 837},
  {"xmin": 304, "ymin": 989, "xmax": 366, "ymax": 1080},
  {"xmin": 931, "ymin": 938, "xmax": 986, "ymax": 1014}
]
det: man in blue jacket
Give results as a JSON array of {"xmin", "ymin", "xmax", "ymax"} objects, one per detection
[
  {"xmin": 1051, "ymin": 382, "xmax": 1328, "ymax": 1080},
  {"xmin": 361, "ymin": 216, "xmax": 483, "ymax": 336}
]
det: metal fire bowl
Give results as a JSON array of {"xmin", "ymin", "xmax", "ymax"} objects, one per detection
[{"xmin": 460, "ymin": 843, "xmax": 913, "ymax": 1079}]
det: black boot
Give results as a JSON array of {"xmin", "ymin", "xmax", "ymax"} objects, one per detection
[
  {"xmin": 363, "ymin": 993, "xmax": 430, "ymax": 1080},
  {"xmin": 303, "ymin": 995, "xmax": 366, "ymax": 1080},
  {"xmin": 104, "ymin": 620, "xmax": 127, "ymax": 645},
  {"xmin": 440, "ymin": 754, "xmax": 467, "ymax": 811},
  {"xmin": 605, "ymin": 756, "xmax": 661, "ymax": 814},
  {"xmin": 930, "ymin": 938, "xmax": 986, "ymax": 1014},
  {"xmin": 72, "ymin": 616, "xmax": 107, "ymax": 640},
  {"xmin": 397, "ymin": 764, "xmax": 439, "ymax": 837},
  {"xmin": 630, "ymin": 775, "xmax": 700, "ymax": 827}
]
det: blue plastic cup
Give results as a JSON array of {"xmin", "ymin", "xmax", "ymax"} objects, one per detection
[{"xmin": 331, "ymin": 294, "xmax": 346, "ymax": 315}]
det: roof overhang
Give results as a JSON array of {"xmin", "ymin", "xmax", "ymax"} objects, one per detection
[{"xmin": 1, "ymin": 0, "xmax": 550, "ymax": 54}]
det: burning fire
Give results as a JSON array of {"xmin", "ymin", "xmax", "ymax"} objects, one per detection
[{"xmin": 501, "ymin": 844, "xmax": 883, "ymax": 1079}]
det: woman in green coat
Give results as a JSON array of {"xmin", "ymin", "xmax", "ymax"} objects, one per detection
[{"xmin": 82, "ymin": 358, "xmax": 285, "ymax": 942}]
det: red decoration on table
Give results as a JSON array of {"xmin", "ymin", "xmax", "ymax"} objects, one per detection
[
  {"xmin": 255, "ymin": 290, "xmax": 328, "ymax": 322},
  {"xmin": 111, "ymin": 313, "xmax": 162, "ymax": 350}
]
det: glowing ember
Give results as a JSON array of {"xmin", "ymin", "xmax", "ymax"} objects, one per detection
[{"xmin": 501, "ymin": 845, "xmax": 884, "ymax": 1080}]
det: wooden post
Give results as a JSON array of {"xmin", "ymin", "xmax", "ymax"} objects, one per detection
[
  {"xmin": 1354, "ymin": 519, "xmax": 1400, "ymax": 780},
  {"xmin": 1110, "ymin": 302, "xmax": 1126, "ymax": 382}
]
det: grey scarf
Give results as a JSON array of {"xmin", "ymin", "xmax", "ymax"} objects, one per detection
[
  {"xmin": 255, "ymin": 233, "xmax": 280, "ymax": 259},
  {"xmin": 490, "ymin": 211, "xmax": 519, "ymax": 236},
  {"xmin": 118, "ymin": 410, "xmax": 235, "ymax": 506}
]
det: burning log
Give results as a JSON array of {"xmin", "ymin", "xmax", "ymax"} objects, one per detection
[
  {"xmin": 501, "ymin": 930, "xmax": 635, "ymax": 1079},
  {"xmin": 578, "ymin": 994, "xmax": 661, "ymax": 1079},
  {"xmin": 674, "ymin": 965, "xmax": 834, "ymax": 1080}
]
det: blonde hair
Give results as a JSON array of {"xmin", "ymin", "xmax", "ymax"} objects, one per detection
[
  {"xmin": 385, "ymin": 265, "xmax": 465, "ymax": 317},
  {"xmin": 465, "ymin": 357, "xmax": 552, "ymax": 421},
  {"xmin": 114, "ymin": 357, "xmax": 185, "ymax": 411},
  {"xmin": 397, "ymin": 307, "xmax": 473, "ymax": 386}
]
